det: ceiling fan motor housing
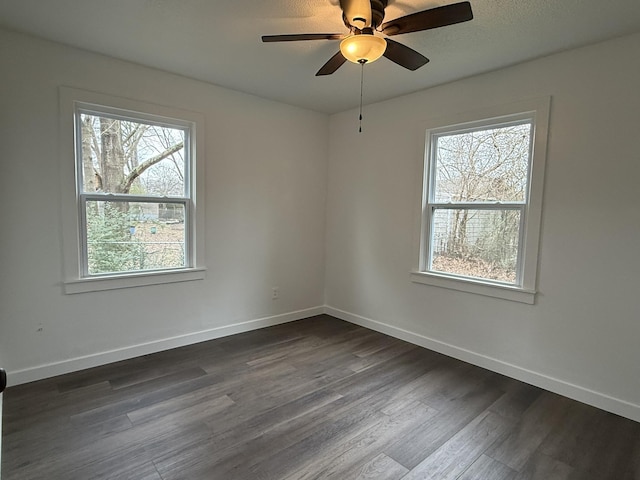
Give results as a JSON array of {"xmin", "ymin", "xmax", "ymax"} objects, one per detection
[{"xmin": 343, "ymin": 0, "xmax": 388, "ymax": 30}]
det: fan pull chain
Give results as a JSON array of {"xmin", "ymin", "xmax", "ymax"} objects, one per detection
[{"xmin": 359, "ymin": 60, "xmax": 365, "ymax": 133}]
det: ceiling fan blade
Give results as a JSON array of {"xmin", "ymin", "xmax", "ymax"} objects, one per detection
[
  {"xmin": 383, "ymin": 39, "xmax": 429, "ymax": 71},
  {"xmin": 262, "ymin": 33, "xmax": 344, "ymax": 42},
  {"xmin": 340, "ymin": 0, "xmax": 372, "ymax": 28},
  {"xmin": 381, "ymin": 1, "xmax": 473, "ymax": 36},
  {"xmin": 316, "ymin": 51, "xmax": 347, "ymax": 76}
]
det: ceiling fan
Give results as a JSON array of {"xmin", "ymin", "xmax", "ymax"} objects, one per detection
[{"xmin": 262, "ymin": 0, "xmax": 473, "ymax": 76}]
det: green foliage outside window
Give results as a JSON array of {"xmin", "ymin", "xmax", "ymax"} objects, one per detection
[{"xmin": 86, "ymin": 203, "xmax": 142, "ymax": 275}]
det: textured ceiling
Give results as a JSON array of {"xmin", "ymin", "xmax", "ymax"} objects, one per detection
[{"xmin": 1, "ymin": 0, "xmax": 639, "ymax": 113}]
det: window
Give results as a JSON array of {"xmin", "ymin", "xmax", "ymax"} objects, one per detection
[
  {"xmin": 60, "ymin": 88, "xmax": 205, "ymax": 293},
  {"xmin": 412, "ymin": 98, "xmax": 550, "ymax": 303}
]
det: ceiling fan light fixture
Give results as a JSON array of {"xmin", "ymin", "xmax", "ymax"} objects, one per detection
[{"xmin": 340, "ymin": 34, "xmax": 386, "ymax": 64}]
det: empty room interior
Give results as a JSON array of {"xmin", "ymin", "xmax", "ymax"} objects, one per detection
[{"xmin": 0, "ymin": 0, "xmax": 639, "ymax": 479}]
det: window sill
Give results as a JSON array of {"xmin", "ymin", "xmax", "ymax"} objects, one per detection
[
  {"xmin": 64, "ymin": 268, "xmax": 206, "ymax": 294},
  {"xmin": 410, "ymin": 271, "xmax": 536, "ymax": 304}
]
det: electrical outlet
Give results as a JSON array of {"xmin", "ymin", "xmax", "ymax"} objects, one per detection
[{"xmin": 272, "ymin": 287, "xmax": 279, "ymax": 300}]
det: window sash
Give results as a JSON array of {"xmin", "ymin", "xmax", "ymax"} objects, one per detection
[
  {"xmin": 74, "ymin": 106, "xmax": 192, "ymax": 198},
  {"xmin": 427, "ymin": 119, "xmax": 535, "ymax": 206},
  {"xmin": 78, "ymin": 196, "xmax": 191, "ymax": 277},
  {"xmin": 423, "ymin": 204, "xmax": 526, "ymax": 287}
]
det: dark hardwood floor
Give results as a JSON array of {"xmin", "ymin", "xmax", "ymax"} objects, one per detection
[{"xmin": 2, "ymin": 315, "xmax": 639, "ymax": 479}]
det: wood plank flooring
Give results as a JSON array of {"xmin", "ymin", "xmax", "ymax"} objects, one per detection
[{"xmin": 2, "ymin": 315, "xmax": 639, "ymax": 479}]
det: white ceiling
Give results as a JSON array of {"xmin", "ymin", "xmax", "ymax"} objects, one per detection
[{"xmin": 1, "ymin": 0, "xmax": 639, "ymax": 114}]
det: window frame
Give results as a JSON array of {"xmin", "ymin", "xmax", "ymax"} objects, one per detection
[
  {"xmin": 59, "ymin": 87, "xmax": 206, "ymax": 294},
  {"xmin": 412, "ymin": 98, "xmax": 550, "ymax": 304}
]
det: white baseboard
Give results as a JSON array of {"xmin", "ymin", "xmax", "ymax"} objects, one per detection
[
  {"xmin": 9, "ymin": 304, "xmax": 640, "ymax": 423},
  {"xmin": 8, "ymin": 306, "xmax": 325, "ymax": 387},
  {"xmin": 324, "ymin": 306, "xmax": 640, "ymax": 423}
]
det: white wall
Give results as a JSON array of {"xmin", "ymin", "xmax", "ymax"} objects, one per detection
[
  {"xmin": 325, "ymin": 33, "xmax": 640, "ymax": 420},
  {"xmin": 0, "ymin": 28, "xmax": 328, "ymax": 383}
]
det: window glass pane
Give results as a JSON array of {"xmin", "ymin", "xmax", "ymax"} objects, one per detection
[
  {"xmin": 430, "ymin": 208, "xmax": 520, "ymax": 284},
  {"xmin": 79, "ymin": 113, "xmax": 186, "ymax": 196},
  {"xmin": 433, "ymin": 123, "xmax": 531, "ymax": 203},
  {"xmin": 85, "ymin": 201, "xmax": 186, "ymax": 275}
]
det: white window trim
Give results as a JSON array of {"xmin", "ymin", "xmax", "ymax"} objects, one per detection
[
  {"xmin": 59, "ymin": 87, "xmax": 206, "ymax": 294},
  {"xmin": 411, "ymin": 97, "xmax": 550, "ymax": 304}
]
